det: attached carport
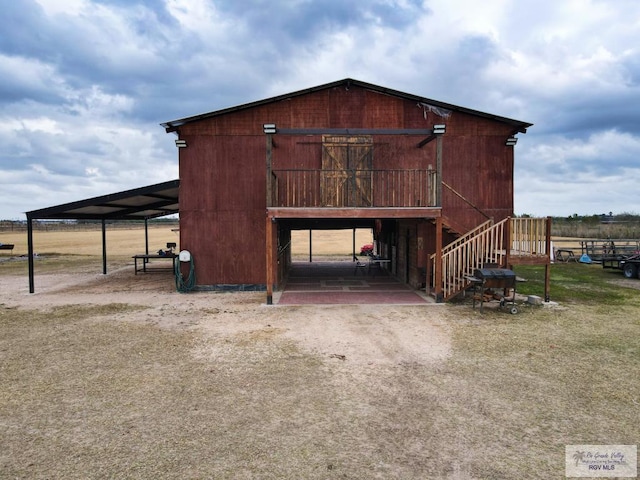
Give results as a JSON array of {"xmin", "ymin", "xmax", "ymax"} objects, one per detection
[{"xmin": 25, "ymin": 179, "xmax": 179, "ymax": 293}]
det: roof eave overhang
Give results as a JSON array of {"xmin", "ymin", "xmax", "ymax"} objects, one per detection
[{"xmin": 160, "ymin": 78, "xmax": 533, "ymax": 134}]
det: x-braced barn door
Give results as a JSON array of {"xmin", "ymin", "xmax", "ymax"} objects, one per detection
[{"xmin": 321, "ymin": 135, "xmax": 373, "ymax": 207}]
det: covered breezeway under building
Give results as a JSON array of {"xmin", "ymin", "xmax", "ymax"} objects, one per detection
[{"xmin": 270, "ymin": 215, "xmax": 440, "ymax": 305}]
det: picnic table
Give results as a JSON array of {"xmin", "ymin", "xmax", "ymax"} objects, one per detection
[
  {"xmin": 555, "ymin": 249, "xmax": 577, "ymax": 262},
  {"xmin": 132, "ymin": 253, "xmax": 177, "ymax": 274}
]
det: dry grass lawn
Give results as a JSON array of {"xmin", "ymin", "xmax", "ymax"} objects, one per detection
[{"xmin": 1, "ymin": 227, "xmax": 638, "ymax": 479}]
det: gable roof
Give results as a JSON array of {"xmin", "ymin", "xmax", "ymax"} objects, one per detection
[
  {"xmin": 26, "ymin": 179, "xmax": 179, "ymax": 221},
  {"xmin": 161, "ymin": 78, "xmax": 532, "ymax": 133}
]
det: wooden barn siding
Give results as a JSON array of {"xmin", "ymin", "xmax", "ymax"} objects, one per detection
[
  {"xmin": 176, "ymin": 84, "xmax": 518, "ymax": 286},
  {"xmin": 183, "ymin": 87, "xmax": 430, "ymax": 134},
  {"xmin": 396, "ymin": 224, "xmax": 408, "ymax": 284},
  {"xmin": 440, "ymin": 125, "xmax": 515, "ymax": 231},
  {"xmin": 178, "ymin": 135, "xmax": 266, "ymax": 285},
  {"xmin": 395, "ymin": 220, "xmax": 422, "ymax": 287}
]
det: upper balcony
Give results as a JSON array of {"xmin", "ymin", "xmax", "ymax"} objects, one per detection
[
  {"xmin": 263, "ymin": 125, "xmax": 445, "ymax": 218},
  {"xmin": 269, "ymin": 168, "xmax": 438, "ymax": 209}
]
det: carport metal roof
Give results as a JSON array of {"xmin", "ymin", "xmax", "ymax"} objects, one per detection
[
  {"xmin": 25, "ymin": 180, "xmax": 180, "ymax": 293},
  {"xmin": 25, "ymin": 179, "xmax": 179, "ymax": 221}
]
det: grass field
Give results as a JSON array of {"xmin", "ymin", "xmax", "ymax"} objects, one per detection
[{"xmin": 1, "ymin": 228, "xmax": 639, "ymax": 479}]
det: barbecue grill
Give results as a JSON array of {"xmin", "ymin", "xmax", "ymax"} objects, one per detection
[{"xmin": 469, "ymin": 267, "xmax": 518, "ymax": 314}]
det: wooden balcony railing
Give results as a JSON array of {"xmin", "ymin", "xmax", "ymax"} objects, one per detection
[
  {"xmin": 270, "ymin": 169, "xmax": 437, "ymax": 208},
  {"xmin": 509, "ymin": 217, "xmax": 550, "ymax": 257}
]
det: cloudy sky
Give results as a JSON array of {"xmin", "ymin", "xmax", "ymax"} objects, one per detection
[{"xmin": 1, "ymin": 0, "xmax": 639, "ymax": 220}]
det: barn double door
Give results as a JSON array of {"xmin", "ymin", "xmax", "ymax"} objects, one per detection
[{"xmin": 321, "ymin": 135, "xmax": 373, "ymax": 207}]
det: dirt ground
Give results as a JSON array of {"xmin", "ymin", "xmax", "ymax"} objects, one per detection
[
  {"xmin": 1, "ymin": 266, "xmax": 451, "ymax": 367},
  {"xmin": 1, "ymin": 265, "xmax": 463, "ymax": 479},
  {"xmin": 2, "ymin": 233, "xmax": 638, "ymax": 479}
]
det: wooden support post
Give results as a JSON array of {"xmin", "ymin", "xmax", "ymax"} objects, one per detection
[
  {"xmin": 265, "ymin": 129, "xmax": 275, "ymax": 304},
  {"xmin": 545, "ymin": 216, "xmax": 552, "ymax": 302},
  {"xmin": 266, "ymin": 133, "xmax": 273, "ymax": 207},
  {"xmin": 266, "ymin": 216, "xmax": 274, "ymax": 305},
  {"xmin": 425, "ymin": 256, "xmax": 431, "ymax": 295},
  {"xmin": 436, "ymin": 134, "xmax": 443, "ymax": 207},
  {"xmin": 352, "ymin": 227, "xmax": 356, "ymax": 260},
  {"xmin": 434, "ymin": 216, "xmax": 443, "ymax": 302}
]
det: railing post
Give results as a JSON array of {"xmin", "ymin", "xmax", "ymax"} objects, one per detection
[
  {"xmin": 545, "ymin": 216, "xmax": 552, "ymax": 302},
  {"xmin": 427, "ymin": 165, "xmax": 434, "ymax": 207},
  {"xmin": 505, "ymin": 217, "xmax": 512, "ymax": 268}
]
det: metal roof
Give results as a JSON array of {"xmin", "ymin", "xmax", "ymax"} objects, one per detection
[
  {"xmin": 161, "ymin": 78, "xmax": 533, "ymax": 133},
  {"xmin": 26, "ymin": 179, "xmax": 179, "ymax": 221}
]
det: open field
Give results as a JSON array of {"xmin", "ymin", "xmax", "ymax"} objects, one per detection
[
  {"xmin": 1, "ymin": 228, "xmax": 639, "ymax": 479},
  {"xmin": 0, "ymin": 225, "xmax": 180, "ymax": 257},
  {"xmin": 0, "ymin": 226, "xmax": 372, "ymax": 258}
]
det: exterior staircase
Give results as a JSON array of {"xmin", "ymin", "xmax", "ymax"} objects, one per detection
[{"xmin": 429, "ymin": 217, "xmax": 550, "ymax": 301}]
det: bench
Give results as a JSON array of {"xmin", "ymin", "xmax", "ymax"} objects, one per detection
[
  {"xmin": 0, "ymin": 243, "xmax": 15, "ymax": 253},
  {"xmin": 132, "ymin": 253, "xmax": 177, "ymax": 274}
]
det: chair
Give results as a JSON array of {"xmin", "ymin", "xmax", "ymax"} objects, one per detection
[{"xmin": 353, "ymin": 255, "xmax": 367, "ymax": 275}]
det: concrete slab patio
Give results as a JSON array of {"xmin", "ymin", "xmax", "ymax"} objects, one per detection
[{"xmin": 276, "ymin": 261, "xmax": 434, "ymax": 305}]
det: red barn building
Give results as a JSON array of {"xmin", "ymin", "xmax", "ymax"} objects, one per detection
[{"xmin": 162, "ymin": 78, "xmax": 550, "ymax": 302}]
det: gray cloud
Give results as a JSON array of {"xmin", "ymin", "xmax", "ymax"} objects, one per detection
[{"xmin": 0, "ymin": 0, "xmax": 639, "ymax": 218}]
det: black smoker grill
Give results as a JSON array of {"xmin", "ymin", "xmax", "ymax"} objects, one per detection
[{"xmin": 469, "ymin": 267, "xmax": 518, "ymax": 314}]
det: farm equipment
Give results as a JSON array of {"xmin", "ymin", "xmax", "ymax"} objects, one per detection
[
  {"xmin": 602, "ymin": 254, "xmax": 640, "ymax": 279},
  {"xmin": 580, "ymin": 239, "xmax": 640, "ymax": 262}
]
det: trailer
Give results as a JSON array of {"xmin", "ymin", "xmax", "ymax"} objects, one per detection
[
  {"xmin": 602, "ymin": 254, "xmax": 640, "ymax": 279},
  {"xmin": 581, "ymin": 239, "xmax": 640, "ymax": 262}
]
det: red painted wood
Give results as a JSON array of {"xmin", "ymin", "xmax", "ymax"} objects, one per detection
[{"xmin": 177, "ymin": 84, "xmax": 519, "ymax": 286}]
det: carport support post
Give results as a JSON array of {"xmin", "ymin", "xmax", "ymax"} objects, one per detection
[
  {"xmin": 27, "ymin": 216, "xmax": 35, "ymax": 293},
  {"xmin": 144, "ymin": 218, "xmax": 149, "ymax": 255},
  {"xmin": 101, "ymin": 219, "xmax": 107, "ymax": 275}
]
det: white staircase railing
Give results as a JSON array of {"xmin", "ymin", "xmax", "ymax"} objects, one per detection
[
  {"xmin": 439, "ymin": 218, "xmax": 508, "ymax": 299},
  {"xmin": 440, "ymin": 218, "xmax": 494, "ymax": 257},
  {"xmin": 430, "ymin": 217, "xmax": 549, "ymax": 300}
]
